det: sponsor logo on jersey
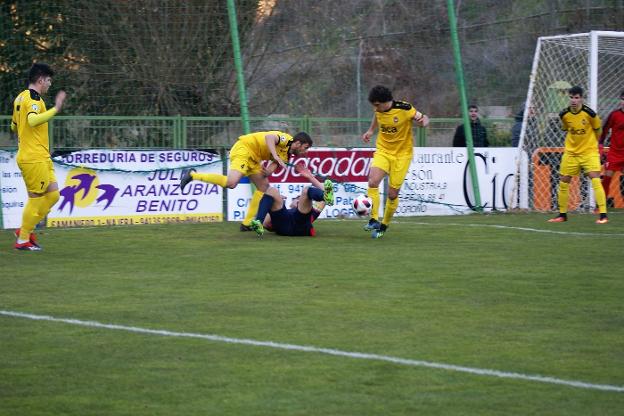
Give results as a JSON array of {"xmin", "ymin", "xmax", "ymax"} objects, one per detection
[{"xmin": 380, "ymin": 125, "xmax": 398, "ymax": 134}]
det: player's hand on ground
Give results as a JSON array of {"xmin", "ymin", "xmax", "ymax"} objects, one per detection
[{"xmin": 55, "ymin": 90, "xmax": 67, "ymax": 112}]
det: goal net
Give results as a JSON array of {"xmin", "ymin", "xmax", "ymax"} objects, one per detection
[{"xmin": 516, "ymin": 31, "xmax": 624, "ymax": 211}]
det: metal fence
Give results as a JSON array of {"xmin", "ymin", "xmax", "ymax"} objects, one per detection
[{"xmin": 0, "ymin": 115, "xmax": 514, "ymax": 150}]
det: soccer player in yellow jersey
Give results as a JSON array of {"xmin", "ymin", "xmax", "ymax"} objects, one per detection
[
  {"xmin": 11, "ymin": 63, "xmax": 67, "ymax": 251},
  {"xmin": 548, "ymin": 85, "xmax": 608, "ymax": 224},
  {"xmin": 361, "ymin": 85, "xmax": 429, "ymax": 238},
  {"xmin": 179, "ymin": 131, "xmax": 312, "ymax": 223}
]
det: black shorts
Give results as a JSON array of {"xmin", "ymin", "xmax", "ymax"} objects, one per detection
[{"xmin": 269, "ymin": 207, "xmax": 315, "ymax": 236}]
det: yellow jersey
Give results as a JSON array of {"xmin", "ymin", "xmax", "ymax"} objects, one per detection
[
  {"xmin": 375, "ymin": 101, "xmax": 417, "ymax": 156},
  {"xmin": 559, "ymin": 105, "xmax": 601, "ymax": 155},
  {"xmin": 238, "ymin": 130, "xmax": 293, "ymax": 162},
  {"xmin": 12, "ymin": 89, "xmax": 51, "ymax": 163}
]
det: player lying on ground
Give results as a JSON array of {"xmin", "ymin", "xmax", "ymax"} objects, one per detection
[
  {"xmin": 249, "ymin": 165, "xmax": 334, "ymax": 237},
  {"xmin": 179, "ymin": 131, "xmax": 312, "ymax": 231}
]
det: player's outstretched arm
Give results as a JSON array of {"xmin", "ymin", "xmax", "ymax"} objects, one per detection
[{"xmin": 294, "ymin": 163, "xmax": 323, "ymax": 189}]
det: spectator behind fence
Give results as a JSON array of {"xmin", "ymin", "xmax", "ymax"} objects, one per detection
[{"xmin": 452, "ymin": 104, "xmax": 488, "ymax": 147}]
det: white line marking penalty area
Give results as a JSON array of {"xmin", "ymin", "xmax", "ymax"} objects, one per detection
[
  {"xmin": 1, "ymin": 310, "xmax": 623, "ymax": 393},
  {"xmin": 397, "ymin": 221, "xmax": 624, "ymax": 237}
]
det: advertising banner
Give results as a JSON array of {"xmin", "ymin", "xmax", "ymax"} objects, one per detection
[
  {"xmin": 2, "ymin": 147, "xmax": 529, "ymax": 229},
  {"xmin": 397, "ymin": 147, "xmax": 528, "ymax": 216},
  {"xmin": 227, "ymin": 148, "xmax": 379, "ymax": 221},
  {"xmin": 47, "ymin": 149, "xmax": 223, "ymax": 227},
  {"xmin": 0, "ymin": 150, "xmax": 28, "ymax": 229}
]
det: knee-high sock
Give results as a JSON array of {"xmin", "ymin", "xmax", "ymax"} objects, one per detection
[
  {"xmin": 592, "ymin": 177, "xmax": 607, "ymax": 214},
  {"xmin": 191, "ymin": 172, "xmax": 227, "ymax": 187},
  {"xmin": 382, "ymin": 197, "xmax": 399, "ymax": 226},
  {"xmin": 367, "ymin": 187, "xmax": 380, "ymax": 221},
  {"xmin": 557, "ymin": 181, "xmax": 569, "ymax": 214},
  {"xmin": 601, "ymin": 175, "xmax": 612, "ymax": 198},
  {"xmin": 255, "ymin": 194, "xmax": 274, "ymax": 222},
  {"xmin": 43, "ymin": 189, "xmax": 60, "ymax": 212},
  {"xmin": 307, "ymin": 186, "xmax": 324, "ymax": 201},
  {"xmin": 19, "ymin": 196, "xmax": 48, "ymax": 240},
  {"xmin": 242, "ymin": 190, "xmax": 263, "ymax": 226}
]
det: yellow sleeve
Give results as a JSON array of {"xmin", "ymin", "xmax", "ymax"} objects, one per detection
[
  {"xmin": 591, "ymin": 114, "xmax": 601, "ymax": 130},
  {"xmin": 27, "ymin": 107, "xmax": 57, "ymax": 127}
]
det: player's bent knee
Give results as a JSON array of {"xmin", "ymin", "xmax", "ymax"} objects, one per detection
[
  {"xmin": 266, "ymin": 187, "xmax": 280, "ymax": 199},
  {"xmin": 47, "ymin": 189, "xmax": 60, "ymax": 205},
  {"xmin": 387, "ymin": 189, "xmax": 399, "ymax": 199}
]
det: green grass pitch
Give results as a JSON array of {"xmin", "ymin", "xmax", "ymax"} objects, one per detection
[{"xmin": 1, "ymin": 212, "xmax": 624, "ymax": 415}]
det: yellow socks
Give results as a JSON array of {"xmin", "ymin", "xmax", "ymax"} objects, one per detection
[
  {"xmin": 242, "ymin": 189, "xmax": 263, "ymax": 226},
  {"xmin": 367, "ymin": 187, "xmax": 380, "ymax": 221},
  {"xmin": 44, "ymin": 189, "xmax": 60, "ymax": 210},
  {"xmin": 557, "ymin": 181, "xmax": 569, "ymax": 214},
  {"xmin": 19, "ymin": 196, "xmax": 48, "ymax": 240},
  {"xmin": 592, "ymin": 177, "xmax": 607, "ymax": 214},
  {"xmin": 382, "ymin": 197, "xmax": 399, "ymax": 226},
  {"xmin": 191, "ymin": 172, "xmax": 227, "ymax": 188}
]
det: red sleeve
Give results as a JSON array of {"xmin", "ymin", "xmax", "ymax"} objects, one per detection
[{"xmin": 600, "ymin": 111, "xmax": 614, "ymax": 143}]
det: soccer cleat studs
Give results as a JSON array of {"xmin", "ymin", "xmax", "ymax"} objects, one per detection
[
  {"xmin": 179, "ymin": 168, "xmax": 196, "ymax": 192},
  {"xmin": 323, "ymin": 179, "xmax": 335, "ymax": 206},
  {"xmin": 250, "ymin": 219, "xmax": 265, "ymax": 237}
]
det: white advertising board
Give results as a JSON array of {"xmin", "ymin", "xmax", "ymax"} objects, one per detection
[
  {"xmin": 397, "ymin": 147, "xmax": 528, "ymax": 215},
  {"xmin": 46, "ymin": 149, "xmax": 223, "ymax": 227},
  {"xmin": 0, "ymin": 150, "xmax": 28, "ymax": 229}
]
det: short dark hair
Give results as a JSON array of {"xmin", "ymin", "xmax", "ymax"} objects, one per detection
[
  {"xmin": 620, "ymin": 89, "xmax": 624, "ymax": 99},
  {"xmin": 468, "ymin": 104, "xmax": 479, "ymax": 111},
  {"xmin": 28, "ymin": 63, "xmax": 54, "ymax": 84},
  {"xmin": 568, "ymin": 85, "xmax": 584, "ymax": 96},
  {"xmin": 368, "ymin": 85, "xmax": 393, "ymax": 103},
  {"xmin": 293, "ymin": 132, "xmax": 312, "ymax": 146}
]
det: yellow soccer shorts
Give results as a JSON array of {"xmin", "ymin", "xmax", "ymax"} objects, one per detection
[
  {"xmin": 18, "ymin": 159, "xmax": 57, "ymax": 194},
  {"xmin": 371, "ymin": 151, "xmax": 412, "ymax": 189},
  {"xmin": 229, "ymin": 141, "xmax": 262, "ymax": 176},
  {"xmin": 559, "ymin": 152, "xmax": 601, "ymax": 177}
]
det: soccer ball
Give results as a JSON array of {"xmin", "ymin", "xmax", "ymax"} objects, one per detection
[{"xmin": 352, "ymin": 194, "xmax": 373, "ymax": 217}]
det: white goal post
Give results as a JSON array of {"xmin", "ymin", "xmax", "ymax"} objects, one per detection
[{"xmin": 514, "ymin": 31, "xmax": 624, "ymax": 211}]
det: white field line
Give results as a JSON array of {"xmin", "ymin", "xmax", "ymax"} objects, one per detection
[
  {"xmin": 1, "ymin": 310, "xmax": 623, "ymax": 393},
  {"xmin": 395, "ymin": 221, "xmax": 624, "ymax": 237}
]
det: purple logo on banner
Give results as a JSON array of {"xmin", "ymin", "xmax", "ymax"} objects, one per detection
[{"xmin": 58, "ymin": 168, "xmax": 119, "ymax": 213}]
